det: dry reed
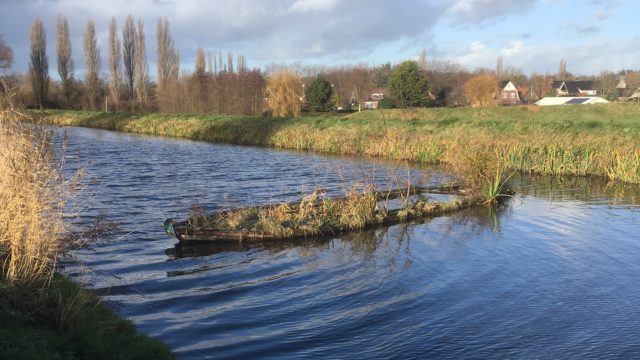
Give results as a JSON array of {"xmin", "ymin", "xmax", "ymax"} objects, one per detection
[{"xmin": 0, "ymin": 81, "xmax": 69, "ymax": 285}]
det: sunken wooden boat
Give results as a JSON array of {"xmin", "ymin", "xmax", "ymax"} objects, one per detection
[{"xmin": 164, "ymin": 184, "xmax": 477, "ymax": 243}]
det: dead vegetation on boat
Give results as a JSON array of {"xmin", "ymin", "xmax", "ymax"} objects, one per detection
[{"xmin": 164, "ymin": 182, "xmax": 508, "ymax": 243}]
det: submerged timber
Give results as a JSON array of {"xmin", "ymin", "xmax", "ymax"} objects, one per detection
[{"xmin": 164, "ymin": 185, "xmax": 489, "ymax": 243}]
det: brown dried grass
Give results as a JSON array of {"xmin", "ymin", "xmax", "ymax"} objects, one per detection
[{"xmin": 1, "ymin": 83, "xmax": 69, "ymax": 285}]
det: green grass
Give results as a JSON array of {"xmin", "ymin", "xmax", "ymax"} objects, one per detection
[
  {"xmin": 42, "ymin": 103, "xmax": 640, "ymax": 183},
  {"xmin": 0, "ymin": 275, "xmax": 174, "ymax": 360}
]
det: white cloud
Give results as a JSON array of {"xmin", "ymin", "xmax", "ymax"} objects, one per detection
[
  {"xmin": 447, "ymin": 0, "xmax": 538, "ymax": 24},
  {"xmin": 1, "ymin": 0, "xmax": 638, "ymax": 77},
  {"xmin": 443, "ymin": 36, "xmax": 640, "ymax": 75},
  {"xmin": 289, "ymin": 0, "xmax": 338, "ymax": 13}
]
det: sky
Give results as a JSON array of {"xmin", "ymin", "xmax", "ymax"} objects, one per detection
[{"xmin": 0, "ymin": 0, "xmax": 639, "ymax": 79}]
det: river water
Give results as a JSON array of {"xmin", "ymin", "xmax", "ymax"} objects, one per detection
[{"xmin": 59, "ymin": 127, "xmax": 640, "ymax": 359}]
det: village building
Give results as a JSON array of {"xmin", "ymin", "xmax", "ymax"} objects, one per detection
[
  {"xmin": 499, "ymin": 81, "xmax": 520, "ymax": 105},
  {"xmin": 551, "ymin": 80, "xmax": 598, "ymax": 97},
  {"xmin": 364, "ymin": 93, "xmax": 384, "ymax": 109}
]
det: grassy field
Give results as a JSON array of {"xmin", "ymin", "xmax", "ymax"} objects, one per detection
[{"xmin": 43, "ymin": 104, "xmax": 640, "ymax": 183}]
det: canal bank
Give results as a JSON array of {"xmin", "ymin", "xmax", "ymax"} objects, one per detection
[{"xmin": 44, "ymin": 104, "xmax": 640, "ymax": 184}]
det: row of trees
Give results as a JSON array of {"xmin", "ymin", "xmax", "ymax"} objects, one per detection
[
  {"xmin": 21, "ymin": 16, "xmax": 264, "ymax": 115},
  {"xmin": 6, "ymin": 17, "xmax": 640, "ymax": 115}
]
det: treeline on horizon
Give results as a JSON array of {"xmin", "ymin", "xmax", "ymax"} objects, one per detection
[{"xmin": 1, "ymin": 15, "xmax": 640, "ymax": 115}]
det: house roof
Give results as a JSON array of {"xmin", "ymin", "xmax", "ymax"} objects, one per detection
[
  {"xmin": 551, "ymin": 80, "xmax": 597, "ymax": 93},
  {"xmin": 500, "ymin": 80, "xmax": 517, "ymax": 91},
  {"xmin": 517, "ymin": 86, "xmax": 530, "ymax": 97},
  {"xmin": 535, "ymin": 96, "xmax": 610, "ymax": 106},
  {"xmin": 616, "ymin": 77, "xmax": 627, "ymax": 89}
]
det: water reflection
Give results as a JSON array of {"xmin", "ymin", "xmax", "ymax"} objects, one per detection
[
  {"xmin": 513, "ymin": 175, "xmax": 640, "ymax": 205},
  {"xmin": 164, "ymin": 201, "xmax": 514, "ymax": 283},
  {"xmin": 56, "ymin": 126, "xmax": 640, "ymax": 359}
]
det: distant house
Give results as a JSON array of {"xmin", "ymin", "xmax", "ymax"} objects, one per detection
[
  {"xmin": 364, "ymin": 101, "xmax": 379, "ymax": 109},
  {"xmin": 499, "ymin": 81, "xmax": 520, "ymax": 105},
  {"xmin": 551, "ymin": 80, "xmax": 598, "ymax": 97},
  {"xmin": 363, "ymin": 92, "xmax": 385, "ymax": 109},
  {"xmin": 519, "ymin": 86, "xmax": 539, "ymax": 103},
  {"xmin": 535, "ymin": 96, "xmax": 610, "ymax": 106},
  {"xmin": 629, "ymin": 88, "xmax": 640, "ymax": 101}
]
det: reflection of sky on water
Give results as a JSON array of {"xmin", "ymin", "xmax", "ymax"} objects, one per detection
[{"xmin": 57, "ymin": 126, "xmax": 640, "ymax": 359}]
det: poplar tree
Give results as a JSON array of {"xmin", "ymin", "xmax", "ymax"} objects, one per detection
[
  {"xmin": 134, "ymin": 18, "xmax": 149, "ymax": 110},
  {"xmin": 29, "ymin": 18, "xmax": 49, "ymax": 110},
  {"xmin": 122, "ymin": 15, "xmax": 137, "ymax": 107},
  {"xmin": 108, "ymin": 18, "xmax": 122, "ymax": 110},
  {"xmin": 83, "ymin": 20, "xmax": 101, "ymax": 110},
  {"xmin": 56, "ymin": 15, "xmax": 73, "ymax": 103}
]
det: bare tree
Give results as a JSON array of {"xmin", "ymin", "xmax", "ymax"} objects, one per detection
[
  {"xmin": 156, "ymin": 17, "xmax": 177, "ymax": 91},
  {"xmin": 227, "ymin": 52, "xmax": 234, "ymax": 74},
  {"xmin": 56, "ymin": 15, "xmax": 73, "ymax": 104},
  {"xmin": 122, "ymin": 15, "xmax": 137, "ymax": 107},
  {"xmin": 598, "ymin": 71, "xmax": 618, "ymax": 99},
  {"xmin": 557, "ymin": 58, "xmax": 567, "ymax": 80},
  {"xmin": 108, "ymin": 18, "xmax": 121, "ymax": 111},
  {"xmin": 134, "ymin": 18, "xmax": 149, "ymax": 110},
  {"xmin": 496, "ymin": 56, "xmax": 503, "ymax": 79},
  {"xmin": 195, "ymin": 47, "xmax": 206, "ymax": 76},
  {"xmin": 418, "ymin": 49, "xmax": 428, "ymax": 71},
  {"xmin": 156, "ymin": 17, "xmax": 179, "ymax": 111},
  {"xmin": 217, "ymin": 51, "xmax": 224, "ymax": 73},
  {"xmin": 29, "ymin": 18, "xmax": 49, "ymax": 110},
  {"xmin": 190, "ymin": 47, "xmax": 209, "ymax": 112},
  {"xmin": 237, "ymin": 54, "xmax": 247, "ymax": 73},
  {"xmin": 0, "ymin": 34, "xmax": 13, "ymax": 70},
  {"xmin": 83, "ymin": 20, "xmax": 101, "ymax": 110}
]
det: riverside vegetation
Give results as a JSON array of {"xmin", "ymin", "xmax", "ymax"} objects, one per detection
[
  {"xmin": 45, "ymin": 103, "xmax": 640, "ymax": 184},
  {"xmin": 177, "ymin": 184, "xmax": 487, "ymax": 242},
  {"xmin": 0, "ymin": 87, "xmax": 174, "ymax": 358}
]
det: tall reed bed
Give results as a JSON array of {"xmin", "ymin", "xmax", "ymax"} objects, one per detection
[{"xmin": 0, "ymin": 104, "xmax": 68, "ymax": 285}]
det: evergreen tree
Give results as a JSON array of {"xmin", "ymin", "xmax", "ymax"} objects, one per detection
[
  {"xmin": 388, "ymin": 60, "xmax": 429, "ymax": 108},
  {"xmin": 306, "ymin": 75, "xmax": 333, "ymax": 111}
]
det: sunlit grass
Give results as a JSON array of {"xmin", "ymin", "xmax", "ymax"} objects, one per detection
[{"xmin": 44, "ymin": 103, "xmax": 640, "ymax": 183}]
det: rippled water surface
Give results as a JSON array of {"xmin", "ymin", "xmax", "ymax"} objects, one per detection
[{"xmin": 60, "ymin": 127, "xmax": 640, "ymax": 359}]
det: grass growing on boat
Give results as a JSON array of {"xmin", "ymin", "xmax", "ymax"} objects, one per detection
[
  {"xmin": 183, "ymin": 172, "xmax": 510, "ymax": 241},
  {"xmin": 43, "ymin": 103, "xmax": 640, "ymax": 184}
]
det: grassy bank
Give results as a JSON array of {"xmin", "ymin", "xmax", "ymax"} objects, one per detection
[
  {"xmin": 44, "ymin": 104, "xmax": 640, "ymax": 184},
  {"xmin": 0, "ymin": 275, "xmax": 174, "ymax": 360}
]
